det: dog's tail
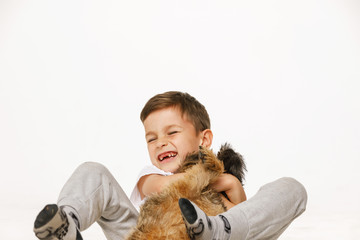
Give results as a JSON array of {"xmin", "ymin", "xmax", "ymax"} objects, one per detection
[{"xmin": 217, "ymin": 143, "xmax": 247, "ymax": 185}]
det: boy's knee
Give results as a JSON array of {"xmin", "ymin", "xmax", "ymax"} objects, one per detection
[
  {"xmin": 77, "ymin": 161, "xmax": 110, "ymax": 176},
  {"xmin": 282, "ymin": 177, "xmax": 306, "ymax": 193},
  {"xmin": 263, "ymin": 177, "xmax": 307, "ymax": 205},
  {"xmin": 279, "ymin": 177, "xmax": 308, "ymax": 208}
]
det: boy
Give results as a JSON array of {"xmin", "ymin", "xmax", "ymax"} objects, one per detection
[
  {"xmin": 34, "ymin": 91, "xmax": 307, "ymax": 240},
  {"xmin": 129, "ymin": 91, "xmax": 246, "ymax": 211}
]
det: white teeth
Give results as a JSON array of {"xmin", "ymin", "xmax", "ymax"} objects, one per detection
[{"xmin": 159, "ymin": 153, "xmax": 177, "ymax": 161}]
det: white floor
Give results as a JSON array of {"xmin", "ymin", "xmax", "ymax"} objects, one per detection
[{"xmin": 3, "ymin": 194, "xmax": 359, "ymax": 240}]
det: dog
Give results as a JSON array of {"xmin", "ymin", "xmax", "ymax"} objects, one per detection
[{"xmin": 126, "ymin": 143, "xmax": 246, "ymax": 240}]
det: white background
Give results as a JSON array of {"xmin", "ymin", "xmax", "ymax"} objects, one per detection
[{"xmin": 0, "ymin": 0, "xmax": 359, "ymax": 239}]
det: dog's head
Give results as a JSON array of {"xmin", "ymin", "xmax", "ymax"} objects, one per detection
[
  {"xmin": 176, "ymin": 146, "xmax": 211, "ymax": 173},
  {"xmin": 176, "ymin": 144, "xmax": 246, "ymax": 186}
]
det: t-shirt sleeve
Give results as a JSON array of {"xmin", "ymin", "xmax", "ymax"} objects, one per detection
[{"xmin": 129, "ymin": 165, "xmax": 173, "ymax": 212}]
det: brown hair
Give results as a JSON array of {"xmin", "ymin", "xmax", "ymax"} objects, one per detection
[{"xmin": 140, "ymin": 91, "xmax": 210, "ymax": 133}]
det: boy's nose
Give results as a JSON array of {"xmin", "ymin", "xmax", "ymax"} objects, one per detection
[{"xmin": 157, "ymin": 137, "xmax": 168, "ymax": 148}]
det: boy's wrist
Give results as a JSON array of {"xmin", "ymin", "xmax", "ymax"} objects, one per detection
[{"xmin": 212, "ymin": 174, "xmax": 246, "ymax": 205}]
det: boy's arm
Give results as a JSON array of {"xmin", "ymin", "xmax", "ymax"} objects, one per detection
[
  {"xmin": 138, "ymin": 173, "xmax": 185, "ymax": 199},
  {"xmin": 138, "ymin": 172, "xmax": 246, "ymax": 208},
  {"xmin": 211, "ymin": 173, "xmax": 247, "ymax": 209}
]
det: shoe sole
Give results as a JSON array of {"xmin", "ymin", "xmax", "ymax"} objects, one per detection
[
  {"xmin": 34, "ymin": 204, "xmax": 59, "ymax": 229},
  {"xmin": 34, "ymin": 204, "xmax": 69, "ymax": 239}
]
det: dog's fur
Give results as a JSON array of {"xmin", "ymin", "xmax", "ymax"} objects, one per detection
[{"xmin": 126, "ymin": 143, "xmax": 246, "ymax": 240}]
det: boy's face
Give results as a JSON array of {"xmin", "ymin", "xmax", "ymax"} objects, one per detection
[{"xmin": 143, "ymin": 107, "xmax": 206, "ymax": 173}]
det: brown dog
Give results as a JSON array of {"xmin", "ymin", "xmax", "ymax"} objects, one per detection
[{"xmin": 126, "ymin": 144, "xmax": 246, "ymax": 240}]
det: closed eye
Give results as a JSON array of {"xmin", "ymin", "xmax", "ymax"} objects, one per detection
[
  {"xmin": 168, "ymin": 131, "xmax": 178, "ymax": 135},
  {"xmin": 147, "ymin": 138, "xmax": 156, "ymax": 143}
]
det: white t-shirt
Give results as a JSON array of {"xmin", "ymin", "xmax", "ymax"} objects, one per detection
[{"xmin": 130, "ymin": 165, "xmax": 173, "ymax": 212}]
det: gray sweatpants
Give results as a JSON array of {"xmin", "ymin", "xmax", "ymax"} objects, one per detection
[
  {"xmin": 57, "ymin": 162, "xmax": 307, "ymax": 240},
  {"xmin": 225, "ymin": 177, "xmax": 307, "ymax": 240},
  {"xmin": 57, "ymin": 162, "xmax": 139, "ymax": 240}
]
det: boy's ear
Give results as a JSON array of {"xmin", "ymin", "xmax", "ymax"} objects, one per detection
[{"xmin": 200, "ymin": 129, "xmax": 213, "ymax": 148}]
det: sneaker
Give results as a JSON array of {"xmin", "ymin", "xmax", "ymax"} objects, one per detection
[{"xmin": 34, "ymin": 204, "xmax": 83, "ymax": 240}]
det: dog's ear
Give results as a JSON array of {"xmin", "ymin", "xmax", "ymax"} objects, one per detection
[
  {"xmin": 217, "ymin": 143, "xmax": 247, "ymax": 185},
  {"xmin": 198, "ymin": 145, "xmax": 206, "ymax": 163},
  {"xmin": 176, "ymin": 148, "xmax": 202, "ymax": 173}
]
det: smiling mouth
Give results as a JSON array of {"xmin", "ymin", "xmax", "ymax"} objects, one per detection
[{"xmin": 158, "ymin": 151, "xmax": 178, "ymax": 161}]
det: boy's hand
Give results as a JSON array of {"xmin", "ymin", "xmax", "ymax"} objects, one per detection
[{"xmin": 211, "ymin": 173, "xmax": 247, "ymax": 209}]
